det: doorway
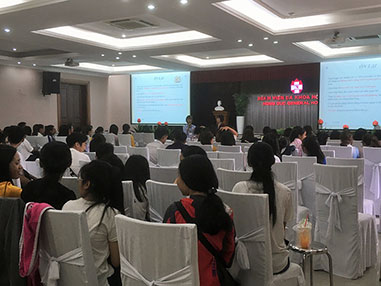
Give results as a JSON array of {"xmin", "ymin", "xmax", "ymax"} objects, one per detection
[{"xmin": 58, "ymin": 83, "xmax": 89, "ymax": 128}]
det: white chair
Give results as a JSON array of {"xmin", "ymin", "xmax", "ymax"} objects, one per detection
[
  {"xmin": 149, "ymin": 166, "xmax": 177, "ymax": 184},
  {"xmin": 127, "ymin": 146, "xmax": 149, "ymax": 161},
  {"xmin": 26, "ymin": 136, "xmax": 49, "ymax": 149},
  {"xmin": 114, "ymin": 146, "xmax": 128, "ymax": 153},
  {"xmin": 326, "ymin": 140, "xmax": 341, "ymax": 146},
  {"xmin": 217, "ymin": 190, "xmax": 305, "ymax": 286},
  {"xmin": 326, "ymin": 157, "xmax": 370, "ymax": 214},
  {"xmin": 187, "ymin": 141, "xmax": 201, "ymax": 146},
  {"xmin": 198, "ymin": 145, "xmax": 213, "ymax": 152},
  {"xmin": 157, "ymin": 149, "xmax": 181, "ymax": 167},
  {"xmin": 60, "ymin": 177, "xmax": 80, "ymax": 198},
  {"xmin": 206, "ymin": 151, "xmax": 218, "ymax": 159},
  {"xmin": 146, "ymin": 180, "xmax": 183, "ymax": 222},
  {"xmin": 143, "ymin": 133, "xmax": 155, "ymax": 145},
  {"xmin": 321, "ymin": 146, "xmax": 352, "ymax": 158},
  {"xmin": 218, "ymin": 151, "xmax": 245, "ymax": 171},
  {"xmin": 39, "ymin": 210, "xmax": 98, "ymax": 286},
  {"xmin": 313, "ymin": 164, "xmax": 378, "ymax": 280},
  {"xmin": 55, "ymin": 136, "xmax": 67, "ymax": 143},
  {"xmin": 103, "ymin": 133, "xmax": 116, "ymax": 145},
  {"xmin": 210, "ymin": 158, "xmax": 235, "ymax": 172},
  {"xmin": 122, "ymin": 181, "xmax": 134, "ymax": 217},
  {"xmin": 363, "ymin": 147, "xmax": 381, "ymax": 216},
  {"xmin": 115, "ymin": 215, "xmax": 199, "ymax": 286},
  {"xmin": 133, "ymin": 133, "xmax": 155, "ymax": 147},
  {"xmin": 118, "ymin": 134, "xmax": 133, "ymax": 146},
  {"xmin": 116, "ymin": 153, "xmax": 129, "ymax": 164},
  {"xmin": 217, "ymin": 145, "xmax": 242, "ymax": 152},
  {"xmin": 84, "ymin": 152, "xmax": 96, "ymax": 161},
  {"xmin": 24, "ymin": 159, "xmax": 43, "ymax": 178},
  {"xmin": 322, "ymin": 150, "xmax": 335, "ymax": 158},
  {"xmin": 216, "ymin": 168, "xmax": 251, "ymax": 192},
  {"xmin": 243, "ymin": 146, "xmax": 251, "ymax": 153}
]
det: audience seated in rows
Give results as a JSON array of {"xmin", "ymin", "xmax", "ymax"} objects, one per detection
[
  {"xmin": 90, "ymin": 133, "xmax": 106, "ymax": 152},
  {"xmin": 181, "ymin": 145, "xmax": 207, "ymax": 160},
  {"xmin": 289, "ymin": 126, "xmax": 306, "ymax": 156},
  {"xmin": 147, "ymin": 126, "xmax": 169, "ymax": 164},
  {"xmin": 340, "ymin": 131, "xmax": 360, "ymax": 158},
  {"xmin": 302, "ymin": 135, "xmax": 326, "ymax": 164},
  {"xmin": 0, "ymin": 144, "xmax": 23, "ymax": 197},
  {"xmin": 241, "ymin": 125, "xmax": 258, "ymax": 143},
  {"xmin": 32, "ymin": 124, "xmax": 44, "ymax": 136},
  {"xmin": 219, "ymin": 130, "xmax": 236, "ymax": 146},
  {"xmin": 66, "ymin": 132, "xmax": 91, "ymax": 176},
  {"xmin": 122, "ymin": 123, "xmax": 131, "ymax": 134},
  {"xmin": 362, "ymin": 133, "xmax": 380, "ymax": 147},
  {"xmin": 263, "ymin": 133, "xmax": 281, "ymax": 162},
  {"xmin": 109, "ymin": 124, "xmax": 119, "ymax": 146},
  {"xmin": 166, "ymin": 130, "xmax": 187, "ymax": 152}
]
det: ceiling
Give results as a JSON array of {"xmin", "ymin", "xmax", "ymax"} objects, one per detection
[{"xmin": 1, "ymin": 0, "xmax": 381, "ymax": 76}]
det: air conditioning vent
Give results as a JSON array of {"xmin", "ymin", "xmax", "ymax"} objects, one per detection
[
  {"xmin": 108, "ymin": 19, "xmax": 156, "ymax": 30},
  {"xmin": 348, "ymin": 35, "xmax": 381, "ymax": 41}
]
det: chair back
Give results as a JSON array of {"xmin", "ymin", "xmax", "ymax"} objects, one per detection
[
  {"xmin": 118, "ymin": 134, "xmax": 132, "ymax": 146},
  {"xmin": 321, "ymin": 145, "xmax": 352, "ymax": 158},
  {"xmin": 217, "ymin": 191, "xmax": 272, "ymax": 286},
  {"xmin": 103, "ymin": 133, "xmax": 116, "ymax": 145},
  {"xmin": 243, "ymin": 146, "xmax": 251, "ymax": 153},
  {"xmin": 127, "ymin": 146, "xmax": 149, "ymax": 161},
  {"xmin": 84, "ymin": 152, "xmax": 96, "ymax": 161},
  {"xmin": 363, "ymin": 147, "xmax": 381, "ymax": 215},
  {"xmin": 326, "ymin": 157, "xmax": 365, "ymax": 212},
  {"xmin": 217, "ymin": 145, "xmax": 242, "ymax": 153},
  {"xmin": 206, "ymin": 151, "xmax": 218, "ymax": 159},
  {"xmin": 198, "ymin": 145, "xmax": 213, "ymax": 152},
  {"xmin": 115, "ymin": 215, "xmax": 199, "ymax": 286},
  {"xmin": 218, "ymin": 151, "xmax": 245, "ymax": 170},
  {"xmin": 55, "ymin": 136, "xmax": 67, "ymax": 143},
  {"xmin": 24, "ymin": 159, "xmax": 43, "ymax": 178},
  {"xmin": 146, "ymin": 180, "xmax": 183, "ymax": 222},
  {"xmin": 149, "ymin": 166, "xmax": 178, "ymax": 183},
  {"xmin": 39, "ymin": 210, "xmax": 98, "ymax": 286},
  {"xmin": 326, "ymin": 140, "xmax": 341, "ymax": 146},
  {"xmin": 60, "ymin": 177, "xmax": 80, "ymax": 198},
  {"xmin": 114, "ymin": 146, "xmax": 128, "ymax": 153},
  {"xmin": 216, "ymin": 168, "xmax": 251, "ymax": 191},
  {"xmin": 157, "ymin": 149, "xmax": 181, "ymax": 167},
  {"xmin": 210, "ymin": 158, "xmax": 235, "ymax": 172},
  {"xmin": 322, "ymin": 150, "xmax": 335, "ymax": 158},
  {"xmin": 282, "ymin": 156, "xmax": 316, "ymax": 181},
  {"xmin": 313, "ymin": 164, "xmax": 360, "ymax": 278},
  {"xmin": 26, "ymin": 136, "xmax": 49, "ymax": 149},
  {"xmin": 116, "ymin": 153, "xmax": 129, "ymax": 164}
]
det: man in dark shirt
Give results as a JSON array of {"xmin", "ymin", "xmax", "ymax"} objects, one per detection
[{"xmin": 166, "ymin": 130, "xmax": 187, "ymax": 152}]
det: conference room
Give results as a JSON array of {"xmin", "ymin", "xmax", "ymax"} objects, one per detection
[{"xmin": 1, "ymin": 0, "xmax": 381, "ymax": 285}]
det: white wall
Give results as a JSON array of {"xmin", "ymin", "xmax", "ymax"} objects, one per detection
[{"xmin": 0, "ymin": 65, "xmax": 131, "ymax": 130}]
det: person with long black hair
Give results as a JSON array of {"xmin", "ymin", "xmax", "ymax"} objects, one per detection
[
  {"xmin": 289, "ymin": 126, "xmax": 306, "ymax": 156},
  {"xmin": 0, "ymin": 144, "xmax": 23, "ymax": 197},
  {"xmin": 124, "ymin": 155, "xmax": 151, "ymax": 221},
  {"xmin": 302, "ymin": 136, "xmax": 326, "ymax": 164},
  {"xmin": 164, "ymin": 155, "xmax": 235, "ymax": 286},
  {"xmin": 232, "ymin": 142, "xmax": 293, "ymax": 275},
  {"xmin": 63, "ymin": 160, "xmax": 120, "ymax": 286}
]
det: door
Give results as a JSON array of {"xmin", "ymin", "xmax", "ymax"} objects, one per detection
[{"xmin": 59, "ymin": 83, "xmax": 88, "ymax": 128}]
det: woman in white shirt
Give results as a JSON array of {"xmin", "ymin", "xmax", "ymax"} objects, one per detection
[
  {"xmin": 232, "ymin": 142, "xmax": 293, "ymax": 274},
  {"xmin": 63, "ymin": 160, "xmax": 120, "ymax": 286}
]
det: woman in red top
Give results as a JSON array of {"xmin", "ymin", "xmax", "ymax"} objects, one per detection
[{"xmin": 163, "ymin": 155, "xmax": 236, "ymax": 286}]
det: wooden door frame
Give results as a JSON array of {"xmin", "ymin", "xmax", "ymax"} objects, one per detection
[{"xmin": 57, "ymin": 80, "xmax": 91, "ymax": 128}]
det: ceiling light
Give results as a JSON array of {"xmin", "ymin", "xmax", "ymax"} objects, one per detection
[
  {"xmin": 293, "ymin": 41, "xmax": 366, "ymax": 58},
  {"xmin": 33, "ymin": 64, "xmax": 36, "ymax": 67},
  {"xmin": 206, "ymin": 56, "xmax": 210, "ymax": 59},
  {"xmin": 0, "ymin": 0, "xmax": 26, "ymax": 9},
  {"xmin": 180, "ymin": 0, "xmax": 188, "ymax": 4},
  {"xmin": 118, "ymin": 52, "xmax": 122, "ymax": 55},
  {"xmin": 237, "ymin": 39, "xmax": 242, "ymax": 43},
  {"xmin": 122, "ymin": 34, "xmax": 126, "ymax": 38},
  {"xmin": 273, "ymin": 41, "xmax": 278, "ymax": 44},
  {"xmin": 52, "ymin": 62, "xmax": 162, "ymax": 73},
  {"xmin": 214, "ymin": 0, "xmax": 334, "ymax": 34},
  {"xmin": 116, "ymin": 57, "xmax": 120, "ymax": 60},
  {"xmin": 17, "ymin": 61, "xmax": 21, "ymax": 64},
  {"xmin": 12, "ymin": 48, "xmax": 16, "ymax": 51},
  {"xmin": 263, "ymin": 37, "xmax": 269, "ymax": 40},
  {"xmin": 34, "ymin": 27, "xmax": 217, "ymax": 50},
  {"xmin": 147, "ymin": 4, "xmax": 155, "ymax": 10},
  {"xmin": 156, "ymin": 54, "xmax": 282, "ymax": 68},
  {"xmin": 132, "ymin": 55, "xmax": 137, "ymax": 58},
  {"xmin": 101, "ymin": 54, "xmax": 105, "ymax": 57},
  {"xmin": 248, "ymin": 43, "xmax": 253, "ymax": 47},
  {"xmin": 4, "ymin": 28, "xmax": 10, "ymax": 33}
]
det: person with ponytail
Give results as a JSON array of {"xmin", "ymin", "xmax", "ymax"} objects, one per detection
[
  {"xmin": 163, "ymin": 155, "xmax": 236, "ymax": 286},
  {"xmin": 232, "ymin": 142, "xmax": 293, "ymax": 275},
  {"xmin": 21, "ymin": 142, "xmax": 76, "ymax": 209},
  {"xmin": 63, "ymin": 160, "xmax": 120, "ymax": 286}
]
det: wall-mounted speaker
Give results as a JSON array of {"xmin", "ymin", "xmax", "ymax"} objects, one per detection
[{"xmin": 42, "ymin": 72, "xmax": 60, "ymax": 95}]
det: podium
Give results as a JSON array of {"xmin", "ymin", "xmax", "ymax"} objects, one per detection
[{"xmin": 213, "ymin": 110, "xmax": 229, "ymax": 126}]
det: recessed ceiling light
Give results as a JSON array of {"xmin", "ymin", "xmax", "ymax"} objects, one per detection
[
  {"xmin": 147, "ymin": 4, "xmax": 155, "ymax": 10},
  {"xmin": 33, "ymin": 64, "xmax": 36, "ymax": 67},
  {"xmin": 237, "ymin": 39, "xmax": 242, "ymax": 43},
  {"xmin": 273, "ymin": 40, "xmax": 278, "ymax": 44},
  {"xmin": 180, "ymin": 0, "xmax": 188, "ymax": 4},
  {"xmin": 132, "ymin": 55, "xmax": 137, "ymax": 58},
  {"xmin": 293, "ymin": 41, "xmax": 366, "ymax": 57},
  {"xmin": 12, "ymin": 48, "xmax": 16, "ymax": 51},
  {"xmin": 248, "ymin": 43, "xmax": 253, "ymax": 47},
  {"xmin": 122, "ymin": 34, "xmax": 126, "ymax": 38},
  {"xmin": 263, "ymin": 37, "xmax": 269, "ymax": 40},
  {"xmin": 118, "ymin": 52, "xmax": 122, "ymax": 55},
  {"xmin": 17, "ymin": 61, "xmax": 21, "ymax": 64},
  {"xmin": 101, "ymin": 54, "xmax": 105, "ymax": 57},
  {"xmin": 52, "ymin": 62, "xmax": 162, "ymax": 73},
  {"xmin": 4, "ymin": 28, "xmax": 10, "ymax": 33},
  {"xmin": 116, "ymin": 57, "xmax": 120, "ymax": 60}
]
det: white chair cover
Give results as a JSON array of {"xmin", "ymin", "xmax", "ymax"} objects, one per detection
[
  {"xmin": 321, "ymin": 146, "xmax": 352, "ymax": 158},
  {"xmin": 39, "ymin": 210, "xmax": 98, "ymax": 286},
  {"xmin": 217, "ymin": 145, "xmax": 242, "ymax": 152},
  {"xmin": 363, "ymin": 147, "xmax": 381, "ymax": 216},
  {"xmin": 114, "ymin": 146, "xmax": 128, "ymax": 153},
  {"xmin": 103, "ymin": 134, "xmax": 116, "ymax": 145},
  {"xmin": 198, "ymin": 145, "xmax": 213, "ymax": 152},
  {"xmin": 78, "ymin": 160, "xmax": 88, "ymax": 169},
  {"xmin": 209, "ymin": 158, "xmax": 235, "ymax": 172},
  {"xmin": 127, "ymin": 146, "xmax": 150, "ymax": 161},
  {"xmin": 60, "ymin": 177, "xmax": 80, "ymax": 198},
  {"xmin": 322, "ymin": 150, "xmax": 335, "ymax": 158},
  {"xmin": 115, "ymin": 215, "xmax": 199, "ymax": 286},
  {"xmin": 55, "ymin": 136, "xmax": 67, "ymax": 143},
  {"xmin": 157, "ymin": 149, "xmax": 181, "ymax": 167},
  {"xmin": 314, "ymin": 164, "xmax": 378, "ymax": 279},
  {"xmin": 143, "ymin": 133, "xmax": 155, "ymax": 145},
  {"xmin": 116, "ymin": 153, "xmax": 129, "ymax": 164},
  {"xmin": 149, "ymin": 166, "xmax": 177, "ymax": 184},
  {"xmin": 216, "ymin": 168, "xmax": 251, "ymax": 192},
  {"xmin": 118, "ymin": 134, "xmax": 133, "ymax": 147},
  {"xmin": 243, "ymin": 146, "xmax": 251, "ymax": 153},
  {"xmin": 206, "ymin": 151, "xmax": 218, "ymax": 159},
  {"xmin": 218, "ymin": 152, "xmax": 245, "ymax": 171},
  {"xmin": 25, "ymin": 159, "xmax": 43, "ymax": 178},
  {"xmin": 122, "ymin": 181, "xmax": 135, "ymax": 217},
  {"xmin": 146, "ymin": 180, "xmax": 183, "ymax": 222},
  {"xmin": 326, "ymin": 157, "xmax": 369, "ymax": 213},
  {"xmin": 186, "ymin": 141, "xmax": 201, "ymax": 146},
  {"xmin": 84, "ymin": 152, "xmax": 96, "ymax": 161},
  {"xmin": 326, "ymin": 140, "xmax": 341, "ymax": 146},
  {"xmin": 26, "ymin": 136, "xmax": 49, "ymax": 149}
]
